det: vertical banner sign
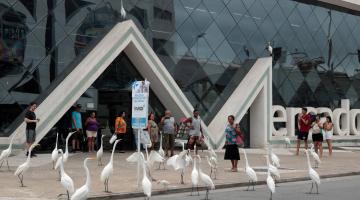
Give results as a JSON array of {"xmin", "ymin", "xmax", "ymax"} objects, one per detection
[{"xmin": 131, "ymin": 80, "xmax": 150, "ymax": 129}]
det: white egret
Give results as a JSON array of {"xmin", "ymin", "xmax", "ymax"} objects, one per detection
[
  {"xmin": 268, "ymin": 144, "xmax": 280, "ymax": 168},
  {"xmin": 284, "ymin": 137, "xmax": 291, "ymax": 149},
  {"xmin": 198, "ymin": 155, "xmax": 215, "ymax": 200},
  {"xmin": 156, "ymin": 180, "xmax": 170, "ymax": 190},
  {"xmin": 206, "ymin": 138, "xmax": 217, "ymax": 159},
  {"xmin": 266, "ymin": 41, "xmax": 273, "ymax": 56},
  {"xmin": 14, "ymin": 144, "xmax": 39, "ymax": 187},
  {"xmin": 51, "ymin": 132, "xmax": 59, "ymax": 169},
  {"xmin": 120, "ymin": 0, "xmax": 126, "ymax": 19},
  {"xmin": 205, "ymin": 155, "xmax": 218, "ymax": 179},
  {"xmin": 58, "ymin": 149, "xmax": 74, "ymax": 200},
  {"xmin": 0, "ymin": 132, "xmax": 17, "ymax": 170},
  {"xmin": 191, "ymin": 155, "xmax": 199, "ymax": 196},
  {"xmin": 71, "ymin": 157, "xmax": 94, "ymax": 200},
  {"xmin": 157, "ymin": 132, "xmax": 165, "ymax": 170},
  {"xmin": 96, "ymin": 135, "xmax": 105, "ymax": 166},
  {"xmin": 242, "ymin": 148, "xmax": 257, "ymax": 191},
  {"xmin": 100, "ymin": 139, "xmax": 121, "ymax": 192},
  {"xmin": 55, "ymin": 131, "xmax": 76, "ymax": 170},
  {"xmin": 310, "ymin": 143, "xmax": 321, "ymax": 168},
  {"xmin": 266, "ymin": 156, "xmax": 275, "ymax": 200},
  {"xmin": 305, "ymin": 149, "xmax": 321, "ymax": 194},
  {"xmin": 140, "ymin": 153, "xmax": 152, "ymax": 200},
  {"xmin": 266, "ymin": 154, "xmax": 280, "ymax": 187}
]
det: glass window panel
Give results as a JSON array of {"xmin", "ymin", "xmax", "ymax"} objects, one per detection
[
  {"xmin": 203, "ymin": 0, "xmax": 225, "ymax": 18},
  {"xmin": 189, "ymin": 3, "xmax": 213, "ymax": 34},
  {"xmin": 177, "ymin": 17, "xmax": 200, "ymax": 49},
  {"xmin": 214, "ymin": 7, "xmax": 236, "ymax": 37},
  {"xmin": 226, "ymin": 0, "xmax": 247, "ymax": 22},
  {"xmin": 215, "ymin": 39, "xmax": 236, "ymax": 67},
  {"xmin": 204, "ymin": 22, "xmax": 225, "ymax": 50}
]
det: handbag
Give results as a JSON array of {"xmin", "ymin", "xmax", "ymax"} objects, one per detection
[{"xmin": 236, "ymin": 130, "xmax": 244, "ymax": 146}]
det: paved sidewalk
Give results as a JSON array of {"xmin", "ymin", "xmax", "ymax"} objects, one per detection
[{"xmin": 0, "ymin": 147, "xmax": 359, "ymax": 199}]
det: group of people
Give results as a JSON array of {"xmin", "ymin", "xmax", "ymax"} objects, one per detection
[{"xmin": 296, "ymin": 107, "xmax": 333, "ymax": 157}]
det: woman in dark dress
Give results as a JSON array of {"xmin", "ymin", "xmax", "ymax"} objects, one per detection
[{"xmin": 224, "ymin": 115, "xmax": 241, "ymax": 172}]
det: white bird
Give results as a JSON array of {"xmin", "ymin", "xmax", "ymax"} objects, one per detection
[
  {"xmin": 310, "ymin": 143, "xmax": 321, "ymax": 168},
  {"xmin": 140, "ymin": 153, "xmax": 152, "ymax": 200},
  {"xmin": 120, "ymin": 0, "xmax": 126, "ymax": 19},
  {"xmin": 55, "ymin": 131, "xmax": 76, "ymax": 170},
  {"xmin": 156, "ymin": 180, "xmax": 170, "ymax": 190},
  {"xmin": 266, "ymin": 155, "xmax": 275, "ymax": 200},
  {"xmin": 268, "ymin": 145, "xmax": 280, "ymax": 168},
  {"xmin": 71, "ymin": 157, "xmax": 94, "ymax": 200},
  {"xmin": 191, "ymin": 155, "xmax": 200, "ymax": 196},
  {"xmin": 266, "ymin": 41, "xmax": 273, "ymax": 56},
  {"xmin": 205, "ymin": 155, "xmax": 218, "ymax": 179},
  {"xmin": 284, "ymin": 137, "xmax": 291, "ymax": 149},
  {"xmin": 0, "ymin": 132, "xmax": 17, "ymax": 171},
  {"xmin": 305, "ymin": 149, "xmax": 321, "ymax": 194},
  {"xmin": 198, "ymin": 155, "xmax": 215, "ymax": 200},
  {"xmin": 157, "ymin": 132, "xmax": 165, "ymax": 169},
  {"xmin": 97, "ymin": 135, "xmax": 105, "ymax": 166},
  {"xmin": 148, "ymin": 150, "xmax": 165, "ymax": 167},
  {"xmin": 167, "ymin": 144, "xmax": 188, "ymax": 184},
  {"xmin": 100, "ymin": 139, "xmax": 121, "ymax": 192},
  {"xmin": 266, "ymin": 154, "xmax": 280, "ymax": 187},
  {"xmin": 51, "ymin": 132, "xmax": 59, "ymax": 169},
  {"xmin": 14, "ymin": 144, "xmax": 39, "ymax": 187},
  {"xmin": 58, "ymin": 149, "xmax": 74, "ymax": 200},
  {"xmin": 242, "ymin": 148, "xmax": 257, "ymax": 191}
]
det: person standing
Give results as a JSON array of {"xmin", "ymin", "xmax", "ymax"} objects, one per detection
[
  {"xmin": 115, "ymin": 111, "xmax": 127, "ymax": 153},
  {"xmin": 311, "ymin": 115, "xmax": 323, "ymax": 157},
  {"xmin": 160, "ymin": 110, "xmax": 176, "ymax": 157},
  {"xmin": 224, "ymin": 115, "xmax": 241, "ymax": 172},
  {"xmin": 71, "ymin": 104, "xmax": 83, "ymax": 152},
  {"xmin": 184, "ymin": 109, "xmax": 203, "ymax": 154},
  {"xmin": 323, "ymin": 116, "xmax": 333, "ymax": 156},
  {"xmin": 85, "ymin": 112, "xmax": 100, "ymax": 153},
  {"xmin": 296, "ymin": 107, "xmax": 311, "ymax": 156},
  {"xmin": 24, "ymin": 102, "xmax": 40, "ymax": 157},
  {"xmin": 147, "ymin": 113, "xmax": 159, "ymax": 150}
]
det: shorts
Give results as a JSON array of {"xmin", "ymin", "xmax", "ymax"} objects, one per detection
[
  {"xmin": 312, "ymin": 133, "xmax": 323, "ymax": 142},
  {"xmin": 324, "ymin": 131, "xmax": 332, "ymax": 140},
  {"xmin": 150, "ymin": 131, "xmax": 158, "ymax": 143},
  {"xmin": 188, "ymin": 135, "xmax": 201, "ymax": 149},
  {"xmin": 71, "ymin": 129, "xmax": 83, "ymax": 141},
  {"xmin": 163, "ymin": 134, "xmax": 174, "ymax": 150},
  {"xmin": 26, "ymin": 129, "xmax": 36, "ymax": 143},
  {"xmin": 297, "ymin": 131, "xmax": 309, "ymax": 140},
  {"xmin": 86, "ymin": 130, "xmax": 97, "ymax": 138}
]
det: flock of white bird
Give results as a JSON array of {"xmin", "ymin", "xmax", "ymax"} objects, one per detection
[{"xmin": 0, "ymin": 133, "xmax": 323, "ymax": 200}]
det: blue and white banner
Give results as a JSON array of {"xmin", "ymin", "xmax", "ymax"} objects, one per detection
[{"xmin": 131, "ymin": 80, "xmax": 150, "ymax": 129}]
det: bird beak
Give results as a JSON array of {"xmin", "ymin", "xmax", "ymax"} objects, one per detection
[{"xmin": 88, "ymin": 157, "xmax": 96, "ymax": 160}]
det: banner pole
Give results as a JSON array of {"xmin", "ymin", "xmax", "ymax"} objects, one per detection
[{"xmin": 137, "ymin": 128, "xmax": 141, "ymax": 188}]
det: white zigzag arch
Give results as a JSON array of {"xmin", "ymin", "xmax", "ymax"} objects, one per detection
[{"xmin": 7, "ymin": 20, "xmax": 272, "ymax": 149}]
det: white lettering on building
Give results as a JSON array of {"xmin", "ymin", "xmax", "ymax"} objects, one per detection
[{"xmin": 272, "ymin": 99, "xmax": 360, "ymax": 137}]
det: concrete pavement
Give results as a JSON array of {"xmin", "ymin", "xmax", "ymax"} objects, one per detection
[{"xmin": 0, "ymin": 147, "xmax": 359, "ymax": 199}]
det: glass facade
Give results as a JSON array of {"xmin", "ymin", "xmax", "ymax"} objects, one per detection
[{"xmin": 1, "ymin": 0, "xmax": 360, "ymax": 137}]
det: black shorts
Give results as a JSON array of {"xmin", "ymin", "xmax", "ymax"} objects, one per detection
[
  {"xmin": 297, "ymin": 131, "xmax": 309, "ymax": 140},
  {"xmin": 312, "ymin": 133, "xmax": 323, "ymax": 142},
  {"xmin": 26, "ymin": 129, "xmax": 36, "ymax": 143},
  {"xmin": 71, "ymin": 129, "xmax": 83, "ymax": 141}
]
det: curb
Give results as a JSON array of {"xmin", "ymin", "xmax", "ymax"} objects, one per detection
[{"xmin": 88, "ymin": 171, "xmax": 360, "ymax": 199}]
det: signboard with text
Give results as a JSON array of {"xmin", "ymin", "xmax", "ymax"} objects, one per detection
[{"xmin": 131, "ymin": 80, "xmax": 150, "ymax": 129}]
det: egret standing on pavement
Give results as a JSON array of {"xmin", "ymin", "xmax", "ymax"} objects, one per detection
[
  {"xmin": 96, "ymin": 135, "xmax": 105, "ymax": 166},
  {"xmin": 305, "ymin": 149, "xmax": 321, "ymax": 194},
  {"xmin": 14, "ymin": 143, "xmax": 39, "ymax": 187},
  {"xmin": 71, "ymin": 157, "xmax": 94, "ymax": 200},
  {"xmin": 100, "ymin": 139, "xmax": 121, "ymax": 192},
  {"xmin": 58, "ymin": 149, "xmax": 74, "ymax": 200},
  {"xmin": 0, "ymin": 131, "xmax": 18, "ymax": 170},
  {"xmin": 242, "ymin": 148, "xmax": 257, "ymax": 191}
]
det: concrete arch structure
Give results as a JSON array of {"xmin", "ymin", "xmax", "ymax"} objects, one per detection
[{"xmin": 2, "ymin": 20, "xmax": 272, "ymax": 149}]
